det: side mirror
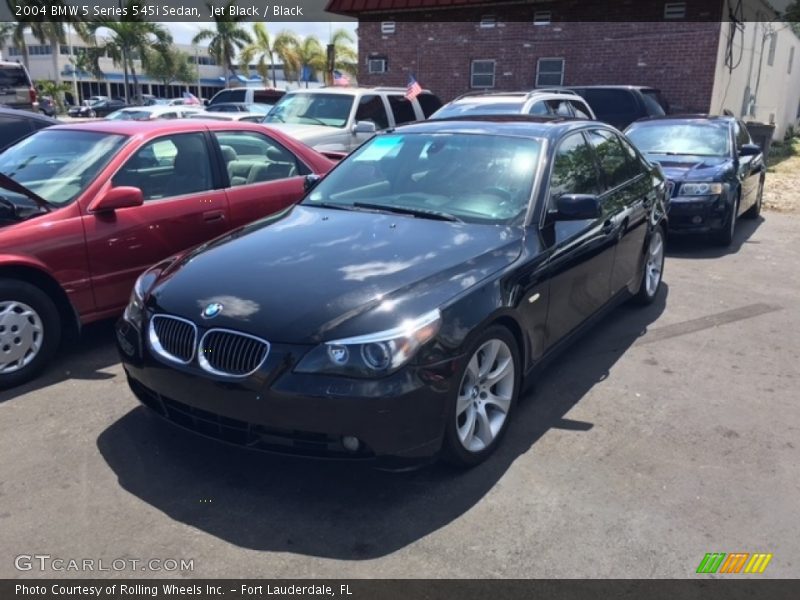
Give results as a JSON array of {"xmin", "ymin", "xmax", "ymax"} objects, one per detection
[
  {"xmin": 739, "ymin": 143, "xmax": 761, "ymax": 157},
  {"xmin": 554, "ymin": 194, "xmax": 602, "ymax": 221},
  {"xmin": 89, "ymin": 186, "xmax": 144, "ymax": 213},
  {"xmin": 353, "ymin": 120, "xmax": 377, "ymax": 135},
  {"xmin": 304, "ymin": 174, "xmax": 322, "ymax": 193},
  {"xmin": 203, "ymin": 99, "xmax": 209, "ymax": 107}
]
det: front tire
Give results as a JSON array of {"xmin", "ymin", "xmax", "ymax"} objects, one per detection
[
  {"xmin": 634, "ymin": 225, "xmax": 665, "ymax": 305},
  {"xmin": 441, "ymin": 326, "xmax": 520, "ymax": 467},
  {"xmin": 743, "ymin": 177, "xmax": 764, "ymax": 219},
  {"xmin": 0, "ymin": 280, "xmax": 61, "ymax": 389},
  {"xmin": 712, "ymin": 193, "xmax": 738, "ymax": 246},
  {"xmin": 88, "ymin": 109, "xmax": 96, "ymax": 118}
]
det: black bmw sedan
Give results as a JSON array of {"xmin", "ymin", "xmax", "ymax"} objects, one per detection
[
  {"xmin": 116, "ymin": 117, "xmax": 668, "ymax": 467},
  {"xmin": 625, "ymin": 115, "xmax": 766, "ymax": 246}
]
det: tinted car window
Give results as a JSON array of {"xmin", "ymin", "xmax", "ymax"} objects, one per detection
[
  {"xmin": 641, "ymin": 92, "xmax": 666, "ymax": 116},
  {"xmin": 581, "ymin": 89, "xmax": 637, "ymax": 115},
  {"xmin": 355, "ymin": 94, "xmax": 390, "ymax": 130},
  {"xmin": 214, "ymin": 131, "xmax": 305, "ymax": 186},
  {"xmin": 113, "ymin": 133, "xmax": 212, "ymax": 201},
  {"xmin": 417, "ymin": 93, "xmax": 443, "ymax": 118},
  {"xmin": 0, "ymin": 116, "xmax": 32, "ymax": 148},
  {"xmin": 549, "ymin": 132, "xmax": 602, "ymax": 209},
  {"xmin": 529, "ymin": 101, "xmax": 550, "ymax": 116},
  {"xmin": 570, "ymin": 100, "xmax": 592, "ymax": 119},
  {"xmin": 586, "ymin": 129, "xmax": 636, "ymax": 189},
  {"xmin": 546, "ymin": 99, "xmax": 573, "ymax": 117},
  {"xmin": 387, "ymin": 95, "xmax": 417, "ymax": 125},
  {"xmin": 0, "ymin": 65, "xmax": 31, "ymax": 87},
  {"xmin": 735, "ymin": 120, "xmax": 751, "ymax": 148},
  {"xmin": 211, "ymin": 89, "xmax": 246, "ymax": 104}
]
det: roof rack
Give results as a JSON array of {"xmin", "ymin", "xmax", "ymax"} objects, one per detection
[{"xmin": 452, "ymin": 88, "xmax": 581, "ymax": 101}]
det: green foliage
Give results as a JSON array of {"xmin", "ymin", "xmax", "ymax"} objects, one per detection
[
  {"xmin": 35, "ymin": 79, "xmax": 71, "ymax": 113},
  {"xmin": 192, "ymin": 1, "xmax": 252, "ymax": 82},
  {"xmin": 144, "ymin": 47, "xmax": 197, "ymax": 87}
]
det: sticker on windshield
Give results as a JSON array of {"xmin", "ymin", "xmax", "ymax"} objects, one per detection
[{"xmin": 355, "ymin": 135, "xmax": 403, "ymax": 162}]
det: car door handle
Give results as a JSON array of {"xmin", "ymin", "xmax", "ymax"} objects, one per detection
[{"xmin": 203, "ymin": 210, "xmax": 225, "ymax": 223}]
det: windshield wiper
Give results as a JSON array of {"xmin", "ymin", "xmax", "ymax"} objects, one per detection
[
  {"xmin": 0, "ymin": 172, "xmax": 52, "ymax": 212},
  {"xmin": 309, "ymin": 201, "xmax": 359, "ymax": 212},
  {"xmin": 353, "ymin": 202, "xmax": 462, "ymax": 222},
  {"xmin": 647, "ymin": 151, "xmax": 717, "ymax": 157}
]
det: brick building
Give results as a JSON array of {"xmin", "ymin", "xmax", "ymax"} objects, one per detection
[{"xmin": 327, "ymin": 0, "xmax": 800, "ymax": 138}]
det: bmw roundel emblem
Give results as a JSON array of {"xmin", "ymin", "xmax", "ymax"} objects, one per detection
[{"xmin": 202, "ymin": 302, "xmax": 223, "ymax": 319}]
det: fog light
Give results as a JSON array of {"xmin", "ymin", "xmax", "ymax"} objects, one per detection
[
  {"xmin": 342, "ymin": 436, "xmax": 360, "ymax": 452},
  {"xmin": 692, "ymin": 215, "xmax": 703, "ymax": 224}
]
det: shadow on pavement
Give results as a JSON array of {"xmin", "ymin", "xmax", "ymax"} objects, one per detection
[
  {"xmin": 0, "ymin": 319, "xmax": 119, "ymax": 403},
  {"xmin": 666, "ymin": 215, "xmax": 764, "ymax": 259},
  {"xmin": 97, "ymin": 286, "xmax": 668, "ymax": 560}
]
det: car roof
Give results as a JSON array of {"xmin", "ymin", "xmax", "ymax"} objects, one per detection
[
  {"xmin": 566, "ymin": 85, "xmax": 661, "ymax": 92},
  {"xmin": 48, "ymin": 119, "xmax": 270, "ymax": 136},
  {"xmin": 394, "ymin": 115, "xmax": 604, "ymax": 140},
  {"xmin": 0, "ymin": 106, "xmax": 58, "ymax": 124}
]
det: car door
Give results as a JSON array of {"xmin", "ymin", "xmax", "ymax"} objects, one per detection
[
  {"xmin": 82, "ymin": 131, "xmax": 230, "ymax": 312},
  {"xmin": 212, "ymin": 130, "xmax": 310, "ymax": 227},
  {"xmin": 585, "ymin": 128, "xmax": 651, "ymax": 295},
  {"xmin": 540, "ymin": 130, "xmax": 616, "ymax": 349},
  {"xmin": 734, "ymin": 119, "xmax": 759, "ymax": 211}
]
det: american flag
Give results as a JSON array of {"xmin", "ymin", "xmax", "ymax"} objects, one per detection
[
  {"xmin": 405, "ymin": 74, "xmax": 422, "ymax": 100},
  {"xmin": 332, "ymin": 70, "xmax": 350, "ymax": 86},
  {"xmin": 182, "ymin": 91, "xmax": 201, "ymax": 105}
]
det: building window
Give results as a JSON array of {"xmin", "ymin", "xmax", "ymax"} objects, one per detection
[
  {"xmin": 536, "ymin": 58, "xmax": 565, "ymax": 87},
  {"xmin": 7, "ymin": 47, "xmax": 19, "ymax": 57},
  {"xmin": 381, "ymin": 21, "xmax": 395, "ymax": 34},
  {"xmin": 479, "ymin": 15, "xmax": 496, "ymax": 28},
  {"xmin": 368, "ymin": 58, "xmax": 387, "ymax": 74},
  {"xmin": 470, "ymin": 59, "xmax": 496, "ymax": 88},
  {"xmin": 768, "ymin": 34, "xmax": 777, "ymax": 66},
  {"xmin": 534, "ymin": 10, "xmax": 552, "ymax": 25},
  {"xmin": 664, "ymin": 2, "xmax": 686, "ymax": 19},
  {"xmin": 790, "ymin": 47, "xmax": 795, "ymax": 74},
  {"xmin": 60, "ymin": 46, "xmax": 72, "ymax": 56}
]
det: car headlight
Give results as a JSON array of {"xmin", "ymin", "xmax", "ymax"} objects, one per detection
[
  {"xmin": 679, "ymin": 182, "xmax": 723, "ymax": 196},
  {"xmin": 295, "ymin": 309, "xmax": 442, "ymax": 377},
  {"xmin": 122, "ymin": 270, "xmax": 158, "ymax": 328}
]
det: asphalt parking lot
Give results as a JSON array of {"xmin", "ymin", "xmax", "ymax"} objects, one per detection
[{"xmin": 1, "ymin": 212, "xmax": 798, "ymax": 579}]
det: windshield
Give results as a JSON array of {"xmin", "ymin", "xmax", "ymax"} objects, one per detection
[
  {"xmin": 626, "ymin": 121, "xmax": 730, "ymax": 157},
  {"xmin": 0, "ymin": 130, "xmax": 127, "ymax": 206},
  {"xmin": 264, "ymin": 93, "xmax": 355, "ymax": 128},
  {"xmin": 304, "ymin": 132, "xmax": 542, "ymax": 225},
  {"xmin": 431, "ymin": 101, "xmax": 524, "ymax": 119}
]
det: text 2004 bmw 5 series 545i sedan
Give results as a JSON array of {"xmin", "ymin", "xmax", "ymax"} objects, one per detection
[{"xmin": 116, "ymin": 116, "xmax": 669, "ymax": 468}]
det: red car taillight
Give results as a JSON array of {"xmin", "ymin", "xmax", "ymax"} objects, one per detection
[{"xmin": 29, "ymin": 87, "xmax": 37, "ymax": 103}]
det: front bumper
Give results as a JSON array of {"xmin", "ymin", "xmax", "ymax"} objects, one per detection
[
  {"xmin": 666, "ymin": 194, "xmax": 731, "ymax": 233},
  {"xmin": 116, "ymin": 318, "xmax": 456, "ymax": 465}
]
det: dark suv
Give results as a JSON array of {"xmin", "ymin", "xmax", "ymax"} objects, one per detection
[{"xmin": 566, "ymin": 86, "xmax": 669, "ymax": 130}]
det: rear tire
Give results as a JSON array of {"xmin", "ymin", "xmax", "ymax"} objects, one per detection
[
  {"xmin": 743, "ymin": 177, "xmax": 764, "ymax": 219},
  {"xmin": 633, "ymin": 225, "xmax": 665, "ymax": 305},
  {"xmin": 0, "ymin": 279, "xmax": 61, "ymax": 389},
  {"xmin": 441, "ymin": 326, "xmax": 520, "ymax": 468}
]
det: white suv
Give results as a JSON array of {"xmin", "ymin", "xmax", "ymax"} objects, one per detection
[
  {"xmin": 430, "ymin": 90, "xmax": 596, "ymax": 120},
  {"xmin": 263, "ymin": 87, "xmax": 442, "ymax": 152}
]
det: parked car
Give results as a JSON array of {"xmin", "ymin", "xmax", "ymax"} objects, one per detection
[
  {"xmin": 69, "ymin": 98, "xmax": 127, "ymax": 118},
  {"xmin": 82, "ymin": 95, "xmax": 108, "ymax": 107},
  {"xmin": 116, "ymin": 116, "xmax": 668, "ymax": 467},
  {"xmin": 38, "ymin": 96, "xmax": 57, "ymax": 117},
  {"xmin": 565, "ymin": 86, "xmax": 669, "ymax": 130},
  {"xmin": 0, "ymin": 120, "xmax": 335, "ymax": 387},
  {"xmin": 430, "ymin": 90, "xmax": 595, "ymax": 120},
  {"xmin": 263, "ymin": 86, "xmax": 443, "ymax": 152},
  {"xmin": 106, "ymin": 106, "xmax": 204, "ymax": 121},
  {"xmin": 188, "ymin": 112, "xmax": 265, "ymax": 123},
  {"xmin": 207, "ymin": 87, "xmax": 284, "ymax": 110},
  {"xmin": 0, "ymin": 60, "xmax": 37, "ymax": 112},
  {"xmin": 625, "ymin": 114, "xmax": 765, "ymax": 246},
  {"xmin": 0, "ymin": 107, "xmax": 58, "ymax": 152},
  {"xmin": 205, "ymin": 102, "xmax": 271, "ymax": 115}
]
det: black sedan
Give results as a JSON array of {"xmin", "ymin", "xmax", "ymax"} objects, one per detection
[
  {"xmin": 116, "ymin": 117, "xmax": 668, "ymax": 467},
  {"xmin": 625, "ymin": 115, "xmax": 765, "ymax": 246},
  {"xmin": 0, "ymin": 106, "xmax": 58, "ymax": 151},
  {"xmin": 68, "ymin": 98, "xmax": 127, "ymax": 118}
]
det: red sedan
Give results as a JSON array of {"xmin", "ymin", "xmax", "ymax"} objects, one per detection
[{"xmin": 0, "ymin": 120, "xmax": 334, "ymax": 387}]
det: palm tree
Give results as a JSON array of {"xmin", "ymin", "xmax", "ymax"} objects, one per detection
[
  {"xmin": 4, "ymin": 2, "xmax": 46, "ymax": 70},
  {"xmin": 192, "ymin": 2, "xmax": 252, "ymax": 87},
  {"xmin": 273, "ymin": 30, "xmax": 301, "ymax": 83},
  {"xmin": 329, "ymin": 28, "xmax": 357, "ymax": 80},
  {"xmin": 240, "ymin": 23, "xmax": 296, "ymax": 87},
  {"xmin": 273, "ymin": 33, "xmax": 326, "ymax": 88},
  {"xmin": 87, "ymin": 8, "xmax": 172, "ymax": 103}
]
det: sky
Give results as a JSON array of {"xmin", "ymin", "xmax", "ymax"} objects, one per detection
[{"xmin": 167, "ymin": 21, "xmax": 358, "ymax": 47}]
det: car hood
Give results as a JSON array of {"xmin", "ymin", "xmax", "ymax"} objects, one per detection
[
  {"xmin": 645, "ymin": 154, "xmax": 731, "ymax": 183},
  {"xmin": 264, "ymin": 123, "xmax": 341, "ymax": 144},
  {"xmin": 149, "ymin": 205, "xmax": 523, "ymax": 344}
]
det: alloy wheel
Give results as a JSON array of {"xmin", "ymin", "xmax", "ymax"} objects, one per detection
[
  {"xmin": 455, "ymin": 338, "xmax": 515, "ymax": 453},
  {"xmin": 0, "ymin": 300, "xmax": 44, "ymax": 374},
  {"xmin": 645, "ymin": 229, "xmax": 664, "ymax": 297}
]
